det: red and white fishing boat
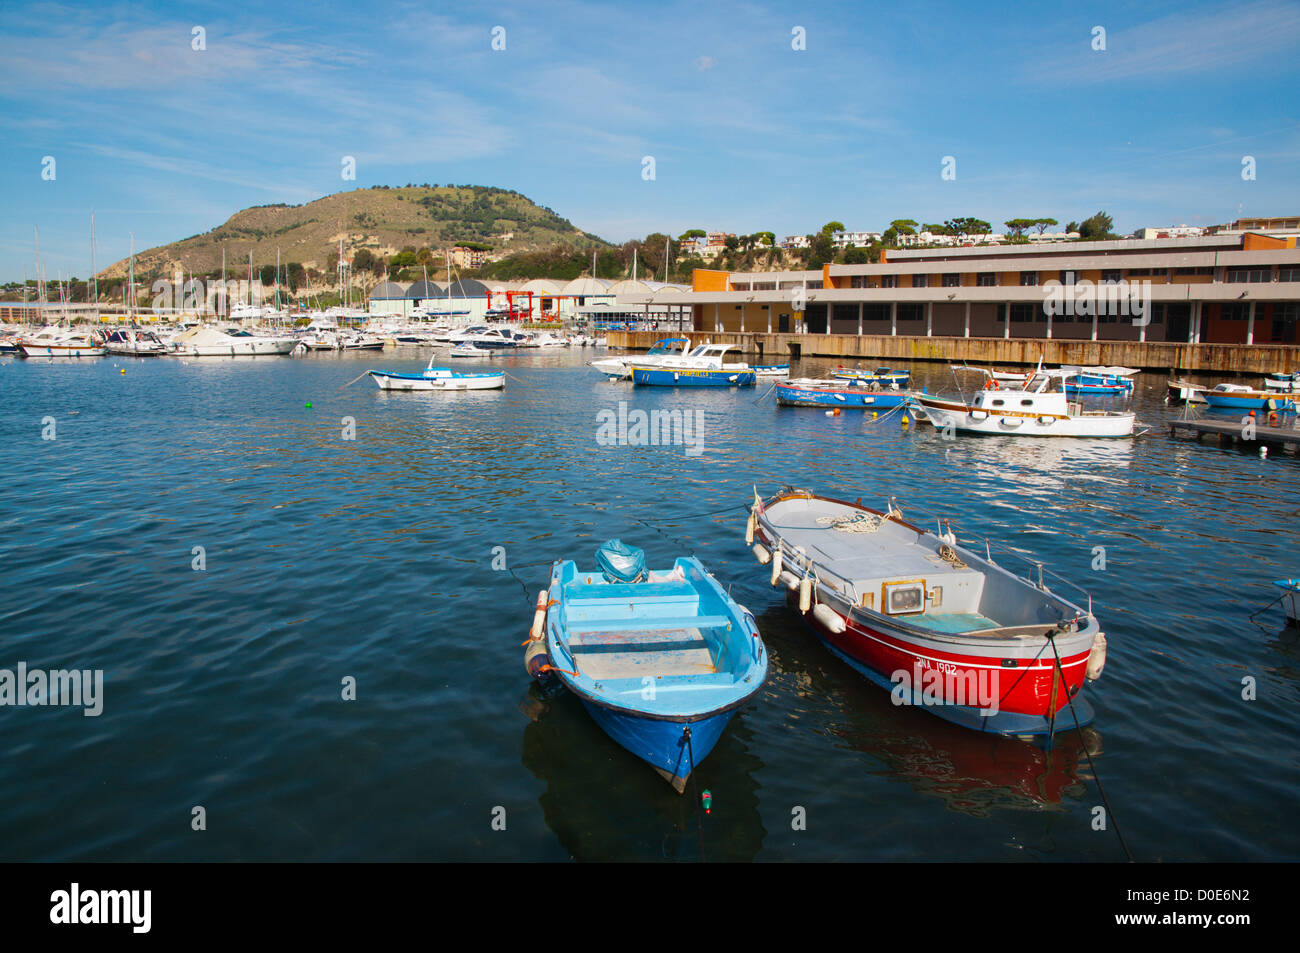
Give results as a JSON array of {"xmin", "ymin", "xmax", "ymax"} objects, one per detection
[{"xmin": 747, "ymin": 487, "xmax": 1106, "ymax": 736}]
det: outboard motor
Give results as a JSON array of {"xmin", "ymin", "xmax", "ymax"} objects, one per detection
[{"xmin": 596, "ymin": 539, "xmax": 647, "ymax": 583}]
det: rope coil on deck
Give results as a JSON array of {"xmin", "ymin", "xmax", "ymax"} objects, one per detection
[{"xmin": 817, "ymin": 511, "xmax": 884, "ymax": 533}]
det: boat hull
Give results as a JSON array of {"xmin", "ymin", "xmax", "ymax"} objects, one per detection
[
  {"xmin": 579, "ymin": 700, "xmax": 736, "ymax": 791},
  {"xmin": 631, "ymin": 366, "xmax": 756, "ymax": 387},
  {"xmin": 775, "ymin": 382, "xmax": 909, "ymax": 408},
  {"xmin": 917, "ymin": 397, "xmax": 1135, "ymax": 437},
  {"xmin": 174, "ymin": 339, "xmax": 298, "ymax": 356},
  {"xmin": 369, "ymin": 370, "xmax": 503, "ymax": 391},
  {"xmin": 19, "ymin": 344, "xmax": 106, "ymax": 358},
  {"xmin": 1203, "ymin": 392, "xmax": 1296, "ymax": 411},
  {"xmin": 1275, "ymin": 581, "xmax": 1299, "ymax": 626},
  {"xmin": 785, "ymin": 587, "xmax": 1094, "ymax": 735}
]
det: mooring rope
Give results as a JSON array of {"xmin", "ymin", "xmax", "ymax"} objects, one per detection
[{"xmin": 1047, "ymin": 632, "xmax": 1134, "ymax": 862}]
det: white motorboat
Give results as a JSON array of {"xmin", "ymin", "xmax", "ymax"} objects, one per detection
[
  {"xmin": 449, "ymin": 342, "xmax": 493, "ymax": 358},
  {"xmin": 1263, "ymin": 373, "xmax": 1300, "ymax": 393},
  {"xmin": 589, "ymin": 336, "xmax": 691, "ymax": 379},
  {"xmin": 18, "ymin": 327, "xmax": 106, "ymax": 358},
  {"xmin": 171, "ymin": 326, "xmax": 299, "ymax": 356},
  {"xmin": 916, "ymin": 366, "xmax": 1136, "ymax": 437}
]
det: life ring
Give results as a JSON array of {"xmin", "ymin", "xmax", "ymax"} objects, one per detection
[
  {"xmin": 1268, "ymin": 411, "xmax": 1279, "ymax": 426},
  {"xmin": 988, "ymin": 380, "xmax": 999, "ymax": 390}
]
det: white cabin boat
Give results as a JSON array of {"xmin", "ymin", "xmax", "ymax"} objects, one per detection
[
  {"xmin": 19, "ymin": 327, "xmax": 106, "ymax": 358},
  {"xmin": 171, "ymin": 326, "xmax": 299, "ymax": 356},
  {"xmin": 916, "ymin": 367, "xmax": 1136, "ymax": 437}
]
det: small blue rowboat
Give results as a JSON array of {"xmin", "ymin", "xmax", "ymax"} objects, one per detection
[
  {"xmin": 753, "ymin": 363, "xmax": 790, "ymax": 378},
  {"xmin": 775, "ymin": 378, "xmax": 911, "ymax": 409},
  {"xmin": 524, "ymin": 541, "xmax": 767, "ymax": 792},
  {"xmin": 831, "ymin": 365, "xmax": 911, "ymax": 386}
]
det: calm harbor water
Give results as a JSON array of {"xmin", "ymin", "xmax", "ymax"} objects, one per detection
[{"xmin": 1, "ymin": 348, "xmax": 1296, "ymax": 862}]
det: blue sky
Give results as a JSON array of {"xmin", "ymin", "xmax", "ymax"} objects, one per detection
[{"xmin": 1, "ymin": 0, "xmax": 1298, "ymax": 280}]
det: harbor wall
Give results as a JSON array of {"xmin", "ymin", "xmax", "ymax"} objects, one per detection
[{"xmin": 603, "ymin": 330, "xmax": 1300, "ymax": 375}]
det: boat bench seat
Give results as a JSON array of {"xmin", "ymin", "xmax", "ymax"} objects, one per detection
[
  {"xmin": 566, "ymin": 614, "xmax": 731, "ymax": 634},
  {"xmin": 567, "ymin": 626, "xmax": 718, "ymax": 679},
  {"xmin": 564, "ymin": 581, "xmax": 698, "ymax": 608}
]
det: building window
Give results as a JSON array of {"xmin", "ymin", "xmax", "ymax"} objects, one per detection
[
  {"xmin": 1174, "ymin": 267, "xmax": 1214, "ymax": 276},
  {"xmin": 976, "ymin": 273, "xmax": 995, "ymax": 287},
  {"xmin": 913, "ymin": 274, "xmax": 928, "ymax": 288},
  {"xmin": 1019, "ymin": 271, "xmax": 1038, "ymax": 286},
  {"xmin": 942, "ymin": 273, "xmax": 960, "ymax": 287},
  {"xmin": 1227, "ymin": 267, "xmax": 1270, "ymax": 283},
  {"xmin": 1101, "ymin": 270, "xmax": 1122, "ymax": 284},
  {"xmin": 1220, "ymin": 303, "xmax": 1250, "ymax": 320},
  {"xmin": 1010, "ymin": 303, "xmax": 1036, "ymax": 322},
  {"xmin": 897, "ymin": 304, "xmax": 924, "ymax": 322},
  {"xmin": 1278, "ymin": 267, "xmax": 1300, "ymax": 283},
  {"xmin": 882, "ymin": 275, "xmax": 897, "ymax": 288},
  {"xmin": 1059, "ymin": 270, "xmax": 1077, "ymax": 284},
  {"xmin": 1127, "ymin": 268, "xmax": 1153, "ymax": 277}
]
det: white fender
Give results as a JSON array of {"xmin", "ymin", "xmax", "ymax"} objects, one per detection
[
  {"xmin": 753, "ymin": 543, "xmax": 771, "ymax": 565},
  {"xmin": 745, "ymin": 510, "xmax": 755, "ymax": 546},
  {"xmin": 769, "ymin": 548, "xmax": 783, "ymax": 586},
  {"xmin": 799, "ymin": 574, "xmax": 813, "ymax": 613},
  {"xmin": 778, "ymin": 570, "xmax": 801, "ymax": 590},
  {"xmin": 1086, "ymin": 631, "xmax": 1107, "ymax": 681},
  {"xmin": 812, "ymin": 603, "xmax": 846, "ymax": 633},
  {"xmin": 528, "ymin": 590, "xmax": 548, "ymax": 642}
]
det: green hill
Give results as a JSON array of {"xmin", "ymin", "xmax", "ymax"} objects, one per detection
[{"xmin": 99, "ymin": 185, "xmax": 610, "ymax": 283}]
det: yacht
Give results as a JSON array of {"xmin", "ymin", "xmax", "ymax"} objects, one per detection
[{"xmin": 916, "ymin": 366, "xmax": 1136, "ymax": 437}]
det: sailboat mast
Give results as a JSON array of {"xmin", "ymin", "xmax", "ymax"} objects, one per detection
[
  {"xmin": 90, "ymin": 211, "xmax": 98, "ymax": 315},
  {"xmin": 221, "ymin": 246, "xmax": 226, "ymax": 319},
  {"xmin": 128, "ymin": 233, "xmax": 135, "ymax": 318}
]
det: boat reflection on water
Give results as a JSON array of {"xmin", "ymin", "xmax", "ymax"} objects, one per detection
[
  {"xmin": 754, "ymin": 607, "xmax": 1102, "ymax": 818},
  {"xmin": 519, "ymin": 683, "xmax": 766, "ymax": 862},
  {"xmin": 934, "ymin": 434, "xmax": 1135, "ymax": 497}
]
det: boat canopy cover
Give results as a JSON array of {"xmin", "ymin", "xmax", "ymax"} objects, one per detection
[{"xmin": 595, "ymin": 539, "xmax": 647, "ymax": 583}]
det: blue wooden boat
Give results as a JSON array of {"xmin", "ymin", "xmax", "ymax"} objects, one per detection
[
  {"xmin": 774, "ymin": 378, "xmax": 912, "ymax": 408},
  {"xmin": 831, "ymin": 365, "xmax": 911, "ymax": 386},
  {"xmin": 1202, "ymin": 384, "xmax": 1297, "ymax": 412},
  {"xmin": 1062, "ymin": 365, "xmax": 1137, "ymax": 396},
  {"xmin": 524, "ymin": 541, "xmax": 767, "ymax": 792}
]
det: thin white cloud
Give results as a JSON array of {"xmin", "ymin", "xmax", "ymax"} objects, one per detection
[{"xmin": 1042, "ymin": 0, "xmax": 1300, "ymax": 83}]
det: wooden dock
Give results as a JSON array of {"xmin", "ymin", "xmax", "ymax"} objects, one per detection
[
  {"xmin": 1169, "ymin": 417, "xmax": 1300, "ymax": 451},
  {"xmin": 605, "ymin": 330, "xmax": 1300, "ymax": 375}
]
